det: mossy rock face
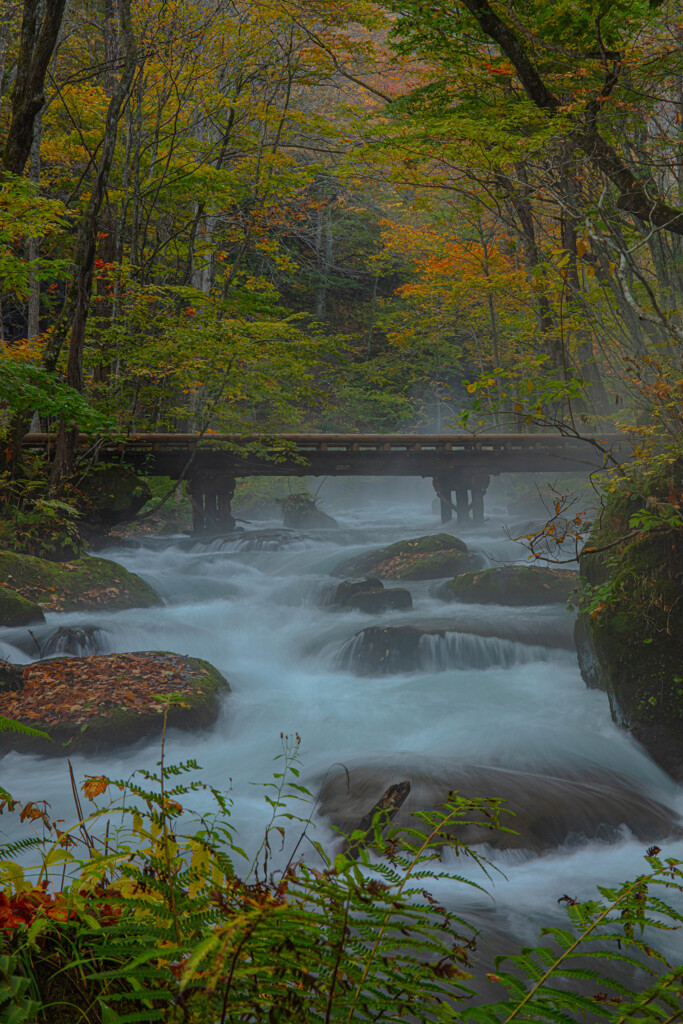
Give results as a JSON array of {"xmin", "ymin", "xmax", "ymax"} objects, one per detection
[
  {"xmin": 0, "ymin": 585, "xmax": 45, "ymax": 627},
  {"xmin": 0, "ymin": 550, "xmax": 161, "ymax": 612},
  {"xmin": 0, "ymin": 652, "xmax": 230, "ymax": 756},
  {"xmin": 77, "ymin": 466, "xmax": 152, "ymax": 528},
  {"xmin": 576, "ymin": 458, "xmax": 683, "ymax": 780},
  {"xmin": 278, "ymin": 493, "xmax": 338, "ymax": 529},
  {"xmin": 337, "ymin": 534, "xmax": 480, "ymax": 581},
  {"xmin": 441, "ymin": 566, "xmax": 578, "ymax": 606}
]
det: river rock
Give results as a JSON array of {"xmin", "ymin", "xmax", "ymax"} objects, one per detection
[
  {"xmin": 337, "ymin": 534, "xmax": 482, "ymax": 581},
  {"xmin": 42, "ymin": 626, "xmax": 103, "ymax": 658},
  {"xmin": 0, "ymin": 585, "xmax": 45, "ymax": 628},
  {"xmin": 328, "ymin": 578, "xmax": 413, "ymax": 615},
  {"xmin": 0, "ymin": 550, "xmax": 161, "ymax": 612},
  {"xmin": 439, "ymin": 566, "xmax": 578, "ymax": 605},
  {"xmin": 575, "ymin": 458, "xmax": 683, "ymax": 780},
  {"xmin": 337, "ymin": 624, "xmax": 551, "ymax": 676},
  {"xmin": 278, "ymin": 493, "xmax": 338, "ymax": 529},
  {"xmin": 317, "ymin": 760, "xmax": 681, "ymax": 852},
  {"xmin": 0, "ymin": 651, "xmax": 230, "ymax": 755},
  {"xmin": 77, "ymin": 466, "xmax": 152, "ymax": 529}
]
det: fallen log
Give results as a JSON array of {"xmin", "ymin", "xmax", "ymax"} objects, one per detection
[{"xmin": 344, "ymin": 780, "xmax": 411, "ymax": 859}]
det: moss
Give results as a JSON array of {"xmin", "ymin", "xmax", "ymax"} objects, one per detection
[
  {"xmin": 0, "ymin": 585, "xmax": 45, "ymax": 627},
  {"xmin": 0, "ymin": 549, "xmax": 161, "ymax": 612},
  {"xmin": 0, "ymin": 653, "xmax": 230, "ymax": 756},
  {"xmin": 338, "ymin": 534, "xmax": 478, "ymax": 581},
  {"xmin": 77, "ymin": 466, "xmax": 152, "ymax": 528},
  {"xmin": 576, "ymin": 457, "xmax": 683, "ymax": 779},
  {"xmin": 443, "ymin": 566, "xmax": 577, "ymax": 606}
]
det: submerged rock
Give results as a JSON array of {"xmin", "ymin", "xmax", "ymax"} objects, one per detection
[
  {"xmin": 0, "ymin": 651, "xmax": 229, "ymax": 756},
  {"xmin": 337, "ymin": 624, "xmax": 551, "ymax": 676},
  {"xmin": 42, "ymin": 626, "xmax": 104, "ymax": 658},
  {"xmin": 439, "ymin": 566, "xmax": 577, "ymax": 606},
  {"xmin": 328, "ymin": 578, "xmax": 412, "ymax": 615},
  {"xmin": 0, "ymin": 550, "xmax": 161, "ymax": 612},
  {"xmin": 0, "ymin": 585, "xmax": 45, "ymax": 628},
  {"xmin": 318, "ymin": 760, "xmax": 681, "ymax": 852},
  {"xmin": 337, "ymin": 534, "xmax": 482, "ymax": 581}
]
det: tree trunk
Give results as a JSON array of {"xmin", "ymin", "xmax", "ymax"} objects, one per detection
[
  {"xmin": 2, "ymin": 0, "xmax": 67, "ymax": 176},
  {"xmin": 50, "ymin": 0, "xmax": 137, "ymax": 487}
]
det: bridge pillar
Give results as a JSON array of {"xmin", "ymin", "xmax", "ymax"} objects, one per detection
[
  {"xmin": 470, "ymin": 473, "xmax": 490, "ymax": 526},
  {"xmin": 433, "ymin": 475, "xmax": 453, "ymax": 522},
  {"xmin": 432, "ymin": 472, "xmax": 490, "ymax": 527},
  {"xmin": 188, "ymin": 474, "xmax": 236, "ymax": 535}
]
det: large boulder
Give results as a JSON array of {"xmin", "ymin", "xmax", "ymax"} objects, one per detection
[
  {"xmin": 575, "ymin": 459, "xmax": 683, "ymax": 780},
  {"xmin": 77, "ymin": 466, "xmax": 151, "ymax": 529},
  {"xmin": 278, "ymin": 493, "xmax": 338, "ymax": 529},
  {"xmin": 0, "ymin": 549, "xmax": 161, "ymax": 612},
  {"xmin": 0, "ymin": 651, "xmax": 229, "ymax": 755},
  {"xmin": 439, "ymin": 566, "xmax": 577, "ymax": 606},
  {"xmin": 328, "ymin": 578, "xmax": 412, "ymax": 615},
  {"xmin": 337, "ymin": 534, "xmax": 482, "ymax": 581},
  {"xmin": 0, "ymin": 585, "xmax": 45, "ymax": 628},
  {"xmin": 337, "ymin": 624, "xmax": 551, "ymax": 676},
  {"xmin": 317, "ymin": 760, "xmax": 681, "ymax": 853}
]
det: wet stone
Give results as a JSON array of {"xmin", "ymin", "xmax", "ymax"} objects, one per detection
[{"xmin": 328, "ymin": 578, "xmax": 413, "ymax": 615}]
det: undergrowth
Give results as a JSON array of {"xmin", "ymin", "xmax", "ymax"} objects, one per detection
[{"xmin": 0, "ymin": 723, "xmax": 680, "ymax": 1023}]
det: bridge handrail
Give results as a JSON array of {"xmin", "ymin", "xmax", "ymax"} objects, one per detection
[{"xmin": 22, "ymin": 431, "xmax": 626, "ymax": 450}]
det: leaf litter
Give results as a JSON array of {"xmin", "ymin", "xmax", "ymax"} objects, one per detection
[{"xmin": 0, "ymin": 652, "xmax": 196, "ymax": 727}]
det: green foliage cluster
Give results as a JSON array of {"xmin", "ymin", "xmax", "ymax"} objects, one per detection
[
  {"xmin": 0, "ymin": 462, "xmax": 81, "ymax": 560},
  {"xmin": 0, "ymin": 736, "xmax": 680, "ymax": 1023}
]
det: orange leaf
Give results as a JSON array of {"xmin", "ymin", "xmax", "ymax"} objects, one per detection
[{"xmin": 81, "ymin": 775, "xmax": 110, "ymax": 800}]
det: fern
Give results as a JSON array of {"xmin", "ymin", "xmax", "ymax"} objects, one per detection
[
  {"xmin": 0, "ymin": 736, "xmax": 681, "ymax": 1024},
  {"xmin": 0, "ymin": 717, "xmax": 49, "ymax": 740}
]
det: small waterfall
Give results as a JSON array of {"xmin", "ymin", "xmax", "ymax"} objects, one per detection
[
  {"xmin": 336, "ymin": 625, "xmax": 553, "ymax": 676},
  {"xmin": 42, "ymin": 626, "xmax": 106, "ymax": 658},
  {"xmin": 417, "ymin": 631, "xmax": 551, "ymax": 672}
]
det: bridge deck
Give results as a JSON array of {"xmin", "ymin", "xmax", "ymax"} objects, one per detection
[{"xmin": 22, "ymin": 432, "xmax": 624, "ymax": 478}]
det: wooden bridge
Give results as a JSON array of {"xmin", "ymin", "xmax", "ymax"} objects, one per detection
[{"xmin": 23, "ymin": 431, "xmax": 625, "ymax": 532}]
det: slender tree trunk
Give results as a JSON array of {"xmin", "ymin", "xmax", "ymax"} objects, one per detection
[
  {"xmin": 50, "ymin": 0, "xmax": 137, "ymax": 486},
  {"xmin": 26, "ymin": 110, "xmax": 42, "ymax": 343}
]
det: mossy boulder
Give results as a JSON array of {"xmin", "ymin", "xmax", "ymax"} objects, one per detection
[
  {"xmin": 328, "ymin": 578, "xmax": 413, "ymax": 615},
  {"xmin": 0, "ymin": 585, "xmax": 45, "ymax": 627},
  {"xmin": 0, "ymin": 550, "xmax": 161, "ymax": 612},
  {"xmin": 0, "ymin": 652, "xmax": 230, "ymax": 755},
  {"xmin": 337, "ymin": 534, "xmax": 481, "ymax": 581},
  {"xmin": 278, "ymin": 493, "xmax": 338, "ymax": 529},
  {"xmin": 576, "ymin": 458, "xmax": 683, "ymax": 780},
  {"xmin": 77, "ymin": 466, "xmax": 152, "ymax": 528},
  {"xmin": 440, "ymin": 566, "xmax": 577, "ymax": 606}
]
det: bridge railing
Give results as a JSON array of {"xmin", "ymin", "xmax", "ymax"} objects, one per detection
[{"xmin": 22, "ymin": 431, "xmax": 626, "ymax": 453}]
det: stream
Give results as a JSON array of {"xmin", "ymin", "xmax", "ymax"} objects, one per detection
[{"xmin": 2, "ymin": 477, "xmax": 683, "ymax": 962}]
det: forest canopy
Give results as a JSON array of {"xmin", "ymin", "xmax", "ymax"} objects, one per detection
[{"xmin": 0, "ymin": 0, "xmax": 681, "ymax": 459}]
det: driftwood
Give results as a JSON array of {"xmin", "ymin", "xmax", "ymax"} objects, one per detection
[{"xmin": 343, "ymin": 780, "xmax": 411, "ymax": 859}]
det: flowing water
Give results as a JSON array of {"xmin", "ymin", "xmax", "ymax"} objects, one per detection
[{"xmin": 2, "ymin": 478, "xmax": 683, "ymax": 959}]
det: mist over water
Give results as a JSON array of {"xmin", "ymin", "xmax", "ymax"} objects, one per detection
[{"xmin": 2, "ymin": 476, "xmax": 682, "ymax": 953}]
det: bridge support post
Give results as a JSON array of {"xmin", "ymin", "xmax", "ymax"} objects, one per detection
[
  {"xmin": 470, "ymin": 473, "xmax": 490, "ymax": 526},
  {"xmin": 432, "ymin": 472, "xmax": 490, "ymax": 527},
  {"xmin": 432, "ymin": 475, "xmax": 453, "ymax": 522},
  {"xmin": 188, "ymin": 474, "xmax": 236, "ymax": 535}
]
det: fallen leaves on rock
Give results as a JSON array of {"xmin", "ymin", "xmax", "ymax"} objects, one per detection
[{"xmin": 0, "ymin": 653, "xmax": 198, "ymax": 728}]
